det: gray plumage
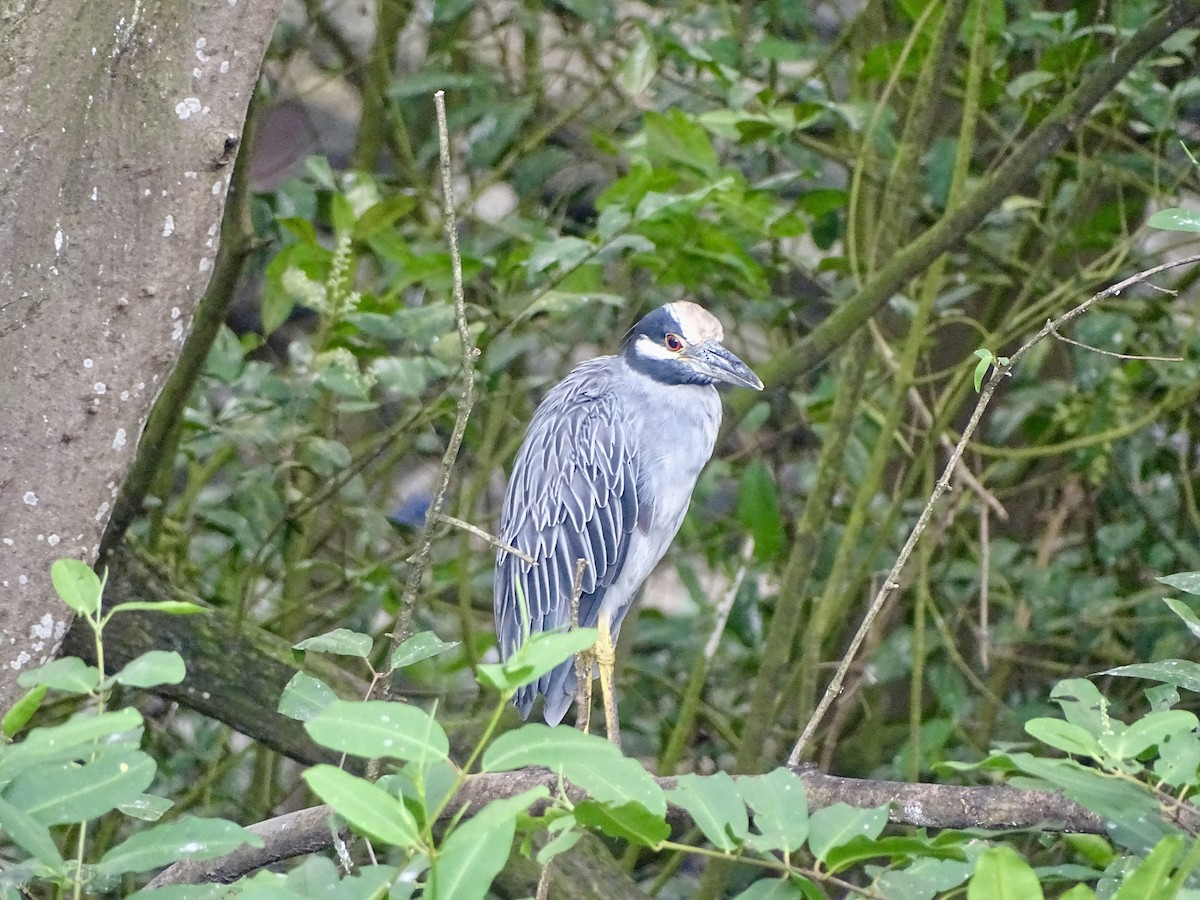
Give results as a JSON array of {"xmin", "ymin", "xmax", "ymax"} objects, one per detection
[{"xmin": 494, "ymin": 302, "xmax": 762, "ymax": 724}]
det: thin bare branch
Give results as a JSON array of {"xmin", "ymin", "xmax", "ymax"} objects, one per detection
[
  {"xmin": 385, "ymin": 91, "xmax": 480, "ymax": 685},
  {"xmin": 1048, "ymin": 321, "xmax": 1184, "ymax": 362},
  {"xmin": 788, "ymin": 253, "xmax": 1200, "ymax": 766},
  {"xmin": 437, "ymin": 513, "xmax": 537, "ymax": 565}
]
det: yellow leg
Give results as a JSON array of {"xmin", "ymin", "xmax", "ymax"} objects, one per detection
[{"xmin": 595, "ymin": 615, "xmax": 621, "ymax": 748}]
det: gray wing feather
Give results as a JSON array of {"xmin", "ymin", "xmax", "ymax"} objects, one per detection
[{"xmin": 494, "ymin": 358, "xmax": 639, "ymax": 721}]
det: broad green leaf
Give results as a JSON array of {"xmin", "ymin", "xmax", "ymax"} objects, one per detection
[
  {"xmin": 304, "ymin": 700, "xmax": 449, "ymax": 764},
  {"xmin": 618, "ymin": 27, "xmax": 657, "ymax": 96},
  {"xmin": 96, "ymin": 816, "xmax": 262, "ymax": 877},
  {"xmin": 806, "ymin": 803, "xmax": 888, "ymax": 863},
  {"xmin": 477, "ymin": 629, "xmax": 598, "ymax": 692},
  {"xmin": 1158, "ymin": 572, "xmax": 1200, "ymax": 596},
  {"xmin": 1113, "ymin": 835, "xmax": 1184, "ymax": 900},
  {"xmin": 108, "ymin": 651, "xmax": 186, "ymax": 689},
  {"xmin": 4, "ymin": 750, "xmax": 156, "ymax": 825},
  {"xmin": 302, "ymin": 765, "xmax": 420, "ymax": 849},
  {"xmin": 574, "ymin": 800, "xmax": 669, "ymax": 847},
  {"xmin": 641, "ymin": 109, "xmax": 719, "ymax": 176},
  {"xmin": 119, "ymin": 793, "xmax": 174, "ymax": 822},
  {"xmin": 1104, "ymin": 660, "xmax": 1200, "ymax": 693},
  {"xmin": 17, "ymin": 657, "xmax": 100, "ymax": 693},
  {"xmin": 667, "ymin": 772, "xmax": 748, "ymax": 852},
  {"xmin": 391, "ymin": 631, "xmax": 460, "ymax": 669},
  {"xmin": 3, "ymin": 708, "xmax": 143, "ymax": 777},
  {"xmin": 972, "ymin": 348, "xmax": 993, "ymax": 392},
  {"xmin": 0, "ymin": 794, "xmax": 65, "ymax": 867},
  {"xmin": 1099, "ymin": 710, "xmax": 1198, "ymax": 761},
  {"xmin": 525, "ymin": 236, "xmax": 594, "ymax": 276},
  {"xmin": 2, "ymin": 684, "xmax": 47, "ymax": 737},
  {"xmin": 278, "ymin": 672, "xmax": 337, "ymax": 722},
  {"xmin": 731, "ymin": 877, "xmax": 809, "ymax": 900},
  {"xmin": 51, "ymin": 558, "xmax": 102, "ymax": 615},
  {"xmin": 1050, "ymin": 679, "xmax": 1107, "ymax": 732},
  {"xmin": 825, "ymin": 834, "xmax": 966, "ymax": 874},
  {"xmin": 482, "ymin": 724, "xmax": 665, "ymax": 816},
  {"xmin": 353, "ymin": 195, "xmax": 417, "ymax": 240},
  {"xmin": 1058, "ymin": 886, "xmax": 1096, "ymax": 900},
  {"xmin": 294, "ymin": 628, "xmax": 373, "ymax": 658},
  {"xmin": 428, "ymin": 787, "xmax": 549, "ymax": 900},
  {"xmin": 967, "ymin": 845, "xmax": 1044, "ymax": 900},
  {"xmin": 1147, "ymin": 208, "xmax": 1200, "ymax": 233},
  {"xmin": 737, "ymin": 459, "xmax": 785, "ymax": 562},
  {"xmin": 1163, "ymin": 597, "xmax": 1200, "ymax": 640},
  {"xmin": 1154, "ymin": 729, "xmax": 1200, "ymax": 786},
  {"xmin": 535, "ymin": 819, "xmax": 583, "ymax": 865},
  {"xmin": 1024, "ymin": 718, "xmax": 1103, "ymax": 760},
  {"xmin": 739, "ymin": 768, "xmax": 809, "ymax": 853},
  {"xmin": 1004, "ymin": 753, "xmax": 1170, "ymax": 853}
]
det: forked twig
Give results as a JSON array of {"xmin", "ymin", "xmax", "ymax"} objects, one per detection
[{"xmin": 788, "ymin": 253, "xmax": 1200, "ymax": 766}]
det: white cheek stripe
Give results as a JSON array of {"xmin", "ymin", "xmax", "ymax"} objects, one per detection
[{"xmin": 636, "ymin": 335, "xmax": 682, "ymax": 361}]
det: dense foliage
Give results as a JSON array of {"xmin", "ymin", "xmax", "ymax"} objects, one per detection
[{"xmin": 5, "ymin": 0, "xmax": 1200, "ymax": 896}]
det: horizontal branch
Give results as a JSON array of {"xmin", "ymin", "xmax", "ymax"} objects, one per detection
[{"xmin": 147, "ymin": 765, "xmax": 1104, "ymax": 887}]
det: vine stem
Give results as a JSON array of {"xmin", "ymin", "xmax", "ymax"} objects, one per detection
[{"xmin": 788, "ymin": 252, "xmax": 1200, "ymax": 766}]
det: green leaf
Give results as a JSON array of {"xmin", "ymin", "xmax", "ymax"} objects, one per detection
[
  {"xmin": 525, "ymin": 236, "xmax": 595, "ymax": 276},
  {"xmin": 666, "ymin": 772, "xmax": 748, "ymax": 852},
  {"xmin": 1058, "ymin": 886, "xmax": 1097, "ymax": 900},
  {"xmin": 352, "ymin": 195, "xmax": 417, "ymax": 240},
  {"xmin": 96, "ymin": 816, "xmax": 263, "ymax": 877},
  {"xmin": 738, "ymin": 768, "xmax": 809, "ymax": 853},
  {"xmin": 106, "ymin": 600, "xmax": 206, "ymax": 616},
  {"xmin": 304, "ymin": 700, "xmax": 449, "ymax": 764},
  {"xmin": 108, "ymin": 651, "xmax": 186, "ymax": 689},
  {"xmin": 574, "ymin": 800, "xmax": 670, "ymax": 847},
  {"xmin": 1099, "ymin": 710, "xmax": 1198, "ymax": 761},
  {"xmin": 641, "ymin": 109, "xmax": 719, "ymax": 176},
  {"xmin": 3, "ymin": 708, "xmax": 144, "ymax": 777},
  {"xmin": 482, "ymin": 724, "xmax": 665, "ymax": 816},
  {"xmin": 477, "ymin": 628, "xmax": 598, "ymax": 692},
  {"xmin": 2, "ymin": 684, "xmax": 47, "ymax": 737},
  {"xmin": 825, "ymin": 834, "xmax": 965, "ymax": 874},
  {"xmin": 294, "ymin": 628, "xmax": 374, "ymax": 658},
  {"xmin": 972, "ymin": 348, "xmax": 994, "ymax": 392},
  {"xmin": 119, "ymin": 793, "xmax": 174, "ymax": 822},
  {"xmin": 1147, "ymin": 208, "xmax": 1200, "ymax": 233},
  {"xmin": 618, "ymin": 27, "xmax": 657, "ymax": 96},
  {"xmin": 1163, "ymin": 597, "xmax": 1200, "ymax": 640},
  {"xmin": 391, "ymin": 631, "xmax": 460, "ymax": 669},
  {"xmin": 806, "ymin": 803, "xmax": 888, "ymax": 863},
  {"xmin": 51, "ymin": 558, "xmax": 102, "ymax": 615},
  {"xmin": 17, "ymin": 657, "xmax": 100, "ymax": 693},
  {"xmin": 737, "ymin": 459, "xmax": 785, "ymax": 562},
  {"xmin": 302, "ymin": 765, "xmax": 420, "ymax": 849},
  {"xmin": 4, "ymin": 750, "xmax": 156, "ymax": 825},
  {"xmin": 967, "ymin": 845, "xmax": 1044, "ymax": 900},
  {"xmin": 731, "ymin": 877, "xmax": 809, "ymax": 900},
  {"xmin": 0, "ymin": 795, "xmax": 65, "ymax": 867},
  {"xmin": 1113, "ymin": 835, "xmax": 1184, "ymax": 900},
  {"xmin": 428, "ymin": 787, "xmax": 550, "ymax": 900},
  {"xmin": 278, "ymin": 672, "xmax": 338, "ymax": 722},
  {"xmin": 1024, "ymin": 718, "xmax": 1102, "ymax": 760},
  {"xmin": 1104, "ymin": 660, "xmax": 1200, "ymax": 693},
  {"xmin": 1158, "ymin": 572, "xmax": 1200, "ymax": 596}
]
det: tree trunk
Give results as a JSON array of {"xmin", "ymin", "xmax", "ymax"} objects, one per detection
[{"xmin": 0, "ymin": 0, "xmax": 284, "ymax": 709}]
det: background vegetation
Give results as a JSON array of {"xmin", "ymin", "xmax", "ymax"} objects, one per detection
[{"xmin": 6, "ymin": 0, "xmax": 1200, "ymax": 896}]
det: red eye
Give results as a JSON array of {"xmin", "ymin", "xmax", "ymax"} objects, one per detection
[{"xmin": 665, "ymin": 333, "xmax": 684, "ymax": 352}]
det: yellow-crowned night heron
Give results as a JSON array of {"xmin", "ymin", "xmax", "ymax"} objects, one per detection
[{"xmin": 494, "ymin": 302, "xmax": 763, "ymax": 740}]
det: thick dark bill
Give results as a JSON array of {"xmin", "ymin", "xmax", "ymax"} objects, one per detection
[{"xmin": 694, "ymin": 341, "xmax": 764, "ymax": 390}]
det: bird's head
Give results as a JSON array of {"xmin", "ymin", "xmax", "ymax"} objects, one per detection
[{"xmin": 622, "ymin": 301, "xmax": 764, "ymax": 391}]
